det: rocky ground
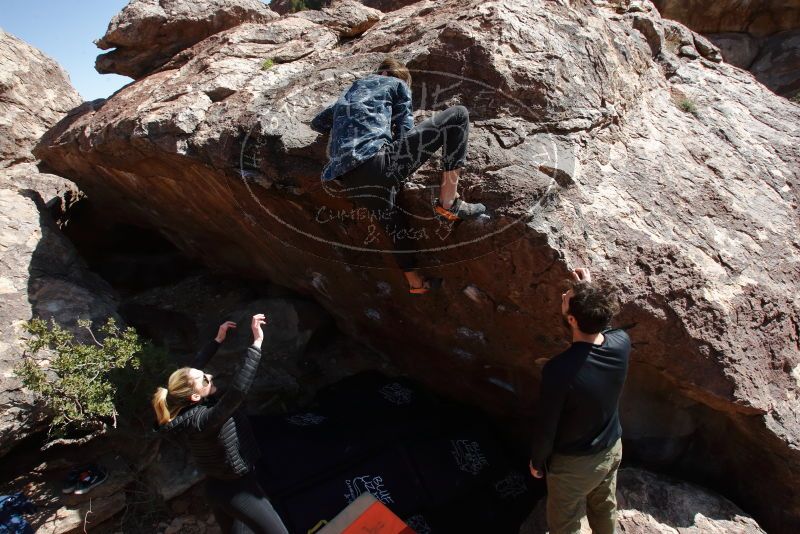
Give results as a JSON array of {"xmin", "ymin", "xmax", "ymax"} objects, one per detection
[{"xmin": 520, "ymin": 468, "xmax": 766, "ymax": 534}]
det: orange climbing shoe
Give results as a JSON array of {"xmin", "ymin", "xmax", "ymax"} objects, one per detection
[
  {"xmin": 409, "ymin": 277, "xmax": 443, "ymax": 295},
  {"xmin": 435, "ymin": 197, "xmax": 486, "ymax": 221}
]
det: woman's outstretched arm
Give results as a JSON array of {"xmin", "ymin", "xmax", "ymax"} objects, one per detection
[
  {"xmin": 192, "ymin": 321, "xmax": 237, "ymax": 369},
  {"xmin": 193, "ymin": 314, "xmax": 266, "ymax": 431}
]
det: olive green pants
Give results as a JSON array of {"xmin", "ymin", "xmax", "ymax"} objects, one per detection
[{"xmin": 546, "ymin": 438, "xmax": 622, "ymax": 534}]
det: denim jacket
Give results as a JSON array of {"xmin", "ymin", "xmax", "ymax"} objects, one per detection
[{"xmin": 311, "ymin": 74, "xmax": 414, "ymax": 181}]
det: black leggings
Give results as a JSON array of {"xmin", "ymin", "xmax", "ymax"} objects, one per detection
[
  {"xmin": 205, "ymin": 473, "xmax": 288, "ymax": 534},
  {"xmin": 338, "ymin": 105, "xmax": 470, "ymax": 271}
]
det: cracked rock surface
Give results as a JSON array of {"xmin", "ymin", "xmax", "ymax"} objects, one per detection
[
  {"xmin": 651, "ymin": 0, "xmax": 800, "ymax": 97},
  {"xmin": 0, "ymin": 30, "xmax": 119, "ymax": 456},
  {"xmin": 95, "ymin": 0, "xmax": 279, "ymax": 79},
  {"xmin": 35, "ymin": 1, "xmax": 800, "ymax": 530}
]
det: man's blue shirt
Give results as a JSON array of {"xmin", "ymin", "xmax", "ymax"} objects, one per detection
[{"xmin": 311, "ymin": 74, "xmax": 414, "ymax": 182}]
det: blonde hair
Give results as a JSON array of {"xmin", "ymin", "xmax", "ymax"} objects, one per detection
[
  {"xmin": 377, "ymin": 56, "xmax": 412, "ymax": 88},
  {"xmin": 152, "ymin": 367, "xmax": 195, "ymax": 425}
]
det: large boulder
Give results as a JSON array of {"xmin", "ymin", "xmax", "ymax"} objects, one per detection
[
  {"xmin": 651, "ymin": 0, "xmax": 800, "ymax": 36},
  {"xmin": 651, "ymin": 1, "xmax": 800, "ymax": 97},
  {"xmin": 0, "ymin": 29, "xmax": 83, "ymax": 167},
  {"xmin": 706, "ymin": 32, "xmax": 762, "ymax": 68},
  {"xmin": 35, "ymin": 0, "xmax": 800, "ymax": 531},
  {"xmin": 119, "ymin": 272, "xmax": 393, "ymax": 411},
  {"xmin": 519, "ymin": 467, "xmax": 766, "ymax": 533},
  {"xmin": 0, "ymin": 30, "xmax": 119, "ymax": 456},
  {"xmin": 270, "ymin": 0, "xmax": 418, "ymax": 15},
  {"xmin": 292, "ymin": 0, "xmax": 383, "ymax": 38},
  {"xmin": 748, "ymin": 29, "xmax": 800, "ymax": 98},
  {"xmin": 95, "ymin": 0, "xmax": 279, "ymax": 79}
]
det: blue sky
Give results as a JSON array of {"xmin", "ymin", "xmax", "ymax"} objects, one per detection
[
  {"xmin": 1, "ymin": 0, "xmax": 131, "ymax": 100},
  {"xmin": 0, "ymin": 0, "xmax": 273, "ymax": 101}
]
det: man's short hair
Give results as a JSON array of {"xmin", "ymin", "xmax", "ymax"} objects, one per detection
[{"xmin": 567, "ymin": 280, "xmax": 619, "ymax": 334}]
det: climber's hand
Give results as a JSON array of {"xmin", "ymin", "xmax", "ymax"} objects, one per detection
[
  {"xmin": 571, "ymin": 268, "xmax": 592, "ymax": 283},
  {"xmin": 251, "ymin": 314, "xmax": 267, "ymax": 348},
  {"xmin": 529, "ymin": 461, "xmax": 543, "ymax": 479},
  {"xmin": 214, "ymin": 321, "xmax": 237, "ymax": 343}
]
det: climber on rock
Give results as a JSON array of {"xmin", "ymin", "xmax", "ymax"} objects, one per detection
[
  {"xmin": 310, "ymin": 55, "xmax": 486, "ymax": 295},
  {"xmin": 529, "ymin": 268, "xmax": 630, "ymax": 534},
  {"xmin": 153, "ymin": 316, "xmax": 289, "ymax": 534}
]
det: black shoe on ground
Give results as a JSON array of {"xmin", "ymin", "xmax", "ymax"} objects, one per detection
[
  {"xmin": 73, "ymin": 466, "xmax": 107, "ymax": 495},
  {"xmin": 62, "ymin": 464, "xmax": 95, "ymax": 494},
  {"xmin": 62, "ymin": 468, "xmax": 81, "ymax": 494}
]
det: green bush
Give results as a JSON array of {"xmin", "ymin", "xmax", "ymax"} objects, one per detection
[
  {"xmin": 260, "ymin": 58, "xmax": 275, "ymax": 70},
  {"xmin": 15, "ymin": 317, "xmax": 166, "ymax": 439},
  {"xmin": 678, "ymin": 97, "xmax": 698, "ymax": 115},
  {"xmin": 791, "ymin": 91, "xmax": 800, "ymax": 104}
]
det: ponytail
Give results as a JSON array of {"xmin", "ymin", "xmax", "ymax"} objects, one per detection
[
  {"xmin": 151, "ymin": 367, "xmax": 195, "ymax": 425},
  {"xmin": 152, "ymin": 387, "xmax": 172, "ymax": 425}
]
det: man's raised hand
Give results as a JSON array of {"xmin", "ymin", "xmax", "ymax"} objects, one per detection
[
  {"xmin": 529, "ymin": 461, "xmax": 543, "ymax": 479},
  {"xmin": 214, "ymin": 321, "xmax": 237, "ymax": 343},
  {"xmin": 571, "ymin": 268, "xmax": 592, "ymax": 283}
]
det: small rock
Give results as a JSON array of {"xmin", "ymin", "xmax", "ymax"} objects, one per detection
[
  {"xmin": 679, "ymin": 44, "xmax": 700, "ymax": 58},
  {"xmin": 693, "ymin": 32, "xmax": 723, "ymax": 62},
  {"xmin": 463, "ymin": 284, "xmax": 491, "ymax": 304},
  {"xmin": 631, "ymin": 15, "xmax": 665, "ymax": 57},
  {"xmin": 165, "ymin": 517, "xmax": 184, "ymax": 534}
]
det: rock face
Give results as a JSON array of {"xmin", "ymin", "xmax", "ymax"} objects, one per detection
[
  {"xmin": 0, "ymin": 30, "xmax": 84, "ymax": 167},
  {"xmin": 270, "ymin": 0, "xmax": 417, "ymax": 15},
  {"xmin": 746, "ymin": 29, "xmax": 800, "ymax": 98},
  {"xmin": 293, "ymin": 0, "xmax": 383, "ymax": 38},
  {"xmin": 651, "ymin": 0, "xmax": 800, "ymax": 36},
  {"xmin": 118, "ymin": 272, "xmax": 387, "ymax": 412},
  {"xmin": 95, "ymin": 0, "xmax": 278, "ymax": 79},
  {"xmin": 0, "ymin": 30, "xmax": 118, "ymax": 456},
  {"xmin": 519, "ymin": 467, "xmax": 766, "ymax": 533},
  {"xmin": 652, "ymin": 1, "xmax": 800, "ymax": 97},
  {"xmin": 358, "ymin": 0, "xmax": 421, "ymax": 11},
  {"xmin": 35, "ymin": 0, "xmax": 800, "ymax": 531}
]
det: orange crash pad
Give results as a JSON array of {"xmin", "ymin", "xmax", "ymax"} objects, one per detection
[{"xmin": 316, "ymin": 493, "xmax": 416, "ymax": 534}]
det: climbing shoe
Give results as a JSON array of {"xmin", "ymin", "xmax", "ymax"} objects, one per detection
[
  {"xmin": 435, "ymin": 198, "xmax": 486, "ymax": 221},
  {"xmin": 73, "ymin": 466, "xmax": 107, "ymax": 495},
  {"xmin": 62, "ymin": 467, "xmax": 82, "ymax": 494},
  {"xmin": 409, "ymin": 277, "xmax": 443, "ymax": 295},
  {"xmin": 62, "ymin": 464, "xmax": 96, "ymax": 494}
]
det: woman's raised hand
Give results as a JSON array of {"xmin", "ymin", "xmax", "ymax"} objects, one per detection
[
  {"xmin": 251, "ymin": 314, "xmax": 268, "ymax": 348},
  {"xmin": 214, "ymin": 321, "xmax": 237, "ymax": 343}
]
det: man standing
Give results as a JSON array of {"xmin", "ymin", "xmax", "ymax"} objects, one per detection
[{"xmin": 529, "ymin": 268, "xmax": 630, "ymax": 534}]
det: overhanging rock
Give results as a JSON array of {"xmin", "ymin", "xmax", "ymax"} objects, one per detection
[{"xmin": 35, "ymin": 1, "xmax": 800, "ymax": 530}]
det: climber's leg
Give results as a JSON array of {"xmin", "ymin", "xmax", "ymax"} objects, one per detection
[
  {"xmin": 339, "ymin": 152, "xmax": 420, "ymax": 277},
  {"xmin": 385, "ymin": 105, "xmax": 484, "ymax": 220},
  {"xmin": 440, "ymin": 168, "xmax": 461, "ymax": 210}
]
